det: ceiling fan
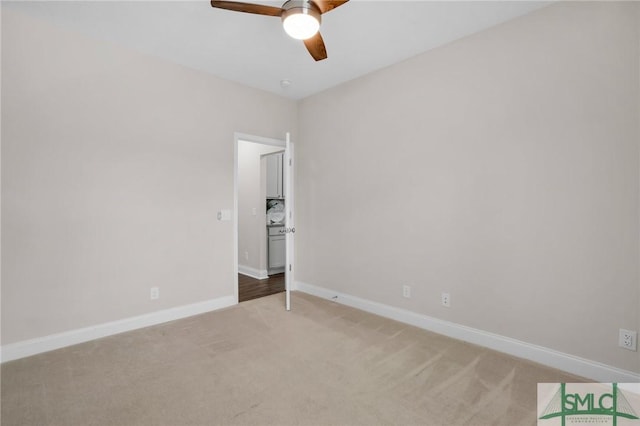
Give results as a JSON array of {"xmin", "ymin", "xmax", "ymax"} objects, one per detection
[{"xmin": 210, "ymin": 0, "xmax": 349, "ymax": 61}]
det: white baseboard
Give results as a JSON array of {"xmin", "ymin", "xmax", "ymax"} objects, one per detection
[
  {"xmin": 238, "ymin": 264, "xmax": 269, "ymax": 280},
  {"xmin": 295, "ymin": 281, "xmax": 640, "ymax": 383},
  {"xmin": 0, "ymin": 295, "xmax": 236, "ymax": 363}
]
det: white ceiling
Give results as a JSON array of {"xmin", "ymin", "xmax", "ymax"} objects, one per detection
[{"xmin": 4, "ymin": 1, "xmax": 549, "ymax": 99}]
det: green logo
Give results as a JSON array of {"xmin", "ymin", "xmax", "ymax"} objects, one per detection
[{"xmin": 539, "ymin": 383, "xmax": 639, "ymax": 425}]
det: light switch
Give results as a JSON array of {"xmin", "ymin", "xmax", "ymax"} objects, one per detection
[
  {"xmin": 217, "ymin": 209, "xmax": 231, "ymax": 221},
  {"xmin": 252, "ymin": 207, "xmax": 257, "ymax": 216}
]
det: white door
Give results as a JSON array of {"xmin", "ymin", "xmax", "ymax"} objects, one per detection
[{"xmin": 284, "ymin": 133, "xmax": 295, "ymax": 311}]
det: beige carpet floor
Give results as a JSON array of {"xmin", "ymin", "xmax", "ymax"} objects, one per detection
[{"xmin": 1, "ymin": 291, "xmax": 583, "ymax": 425}]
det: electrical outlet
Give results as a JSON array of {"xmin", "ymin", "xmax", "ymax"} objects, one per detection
[
  {"xmin": 441, "ymin": 292, "xmax": 451, "ymax": 308},
  {"xmin": 150, "ymin": 287, "xmax": 159, "ymax": 300},
  {"xmin": 402, "ymin": 285, "xmax": 411, "ymax": 298},
  {"xmin": 619, "ymin": 329, "xmax": 637, "ymax": 351},
  {"xmin": 244, "ymin": 251, "xmax": 249, "ymax": 261}
]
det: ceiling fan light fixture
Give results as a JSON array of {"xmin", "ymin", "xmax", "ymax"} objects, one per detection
[
  {"xmin": 282, "ymin": 2, "xmax": 321, "ymax": 40},
  {"xmin": 211, "ymin": 0, "xmax": 350, "ymax": 61}
]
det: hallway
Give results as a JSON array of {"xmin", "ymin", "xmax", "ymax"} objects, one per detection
[{"xmin": 238, "ymin": 273, "xmax": 285, "ymax": 302}]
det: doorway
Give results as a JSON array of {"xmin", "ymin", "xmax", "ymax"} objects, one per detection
[
  {"xmin": 233, "ymin": 133, "xmax": 290, "ymax": 305},
  {"xmin": 238, "ymin": 273, "xmax": 285, "ymax": 302}
]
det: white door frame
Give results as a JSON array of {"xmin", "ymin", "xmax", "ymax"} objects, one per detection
[{"xmin": 233, "ymin": 132, "xmax": 285, "ymax": 304}]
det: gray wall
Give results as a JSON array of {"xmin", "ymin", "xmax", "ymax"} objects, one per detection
[
  {"xmin": 296, "ymin": 2, "xmax": 639, "ymax": 373},
  {"xmin": 1, "ymin": 9, "xmax": 296, "ymax": 344}
]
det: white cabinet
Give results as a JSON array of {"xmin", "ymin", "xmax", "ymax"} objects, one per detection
[
  {"xmin": 268, "ymin": 226, "xmax": 286, "ymax": 272},
  {"xmin": 266, "ymin": 152, "xmax": 284, "ymax": 199},
  {"xmin": 269, "ymin": 235, "xmax": 286, "ymax": 270}
]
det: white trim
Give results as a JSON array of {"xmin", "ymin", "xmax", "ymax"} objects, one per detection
[
  {"xmin": 295, "ymin": 281, "xmax": 640, "ymax": 383},
  {"xmin": 238, "ymin": 264, "xmax": 269, "ymax": 280},
  {"xmin": 235, "ymin": 132, "xmax": 285, "ymax": 148},
  {"xmin": 0, "ymin": 295, "xmax": 235, "ymax": 363}
]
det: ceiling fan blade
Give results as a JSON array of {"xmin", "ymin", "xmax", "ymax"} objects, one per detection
[
  {"xmin": 303, "ymin": 32, "xmax": 328, "ymax": 61},
  {"xmin": 310, "ymin": 0, "xmax": 349, "ymax": 14},
  {"xmin": 210, "ymin": 1, "xmax": 283, "ymax": 17}
]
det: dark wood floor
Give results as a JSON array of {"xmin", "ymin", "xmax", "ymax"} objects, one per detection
[{"xmin": 238, "ymin": 273, "xmax": 285, "ymax": 302}]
